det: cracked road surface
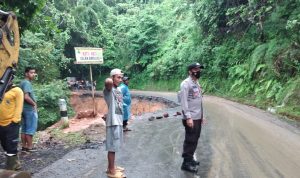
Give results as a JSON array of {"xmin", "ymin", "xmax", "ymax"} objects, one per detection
[{"xmin": 34, "ymin": 91, "xmax": 300, "ymax": 178}]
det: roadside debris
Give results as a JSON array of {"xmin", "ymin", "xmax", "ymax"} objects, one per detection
[
  {"xmin": 156, "ymin": 116, "xmax": 163, "ymax": 119},
  {"xmin": 67, "ymin": 159, "xmax": 76, "ymax": 162},
  {"xmin": 148, "ymin": 116, "xmax": 155, "ymax": 121}
]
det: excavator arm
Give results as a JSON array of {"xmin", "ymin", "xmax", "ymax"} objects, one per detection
[
  {"xmin": 0, "ymin": 11, "xmax": 31, "ymax": 177},
  {"xmin": 0, "ymin": 10, "xmax": 20, "ymax": 102}
]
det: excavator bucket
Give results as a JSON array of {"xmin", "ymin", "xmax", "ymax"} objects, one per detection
[{"xmin": 0, "ymin": 10, "xmax": 20, "ymax": 102}]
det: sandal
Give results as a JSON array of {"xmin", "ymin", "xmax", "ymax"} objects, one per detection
[
  {"xmin": 106, "ymin": 166, "xmax": 125, "ymax": 173},
  {"xmin": 106, "ymin": 171, "xmax": 126, "ymax": 178},
  {"xmin": 116, "ymin": 166, "xmax": 125, "ymax": 172},
  {"xmin": 123, "ymin": 128, "xmax": 132, "ymax": 132}
]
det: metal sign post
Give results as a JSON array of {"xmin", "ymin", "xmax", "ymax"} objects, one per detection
[
  {"xmin": 89, "ymin": 64, "xmax": 95, "ymax": 115},
  {"xmin": 74, "ymin": 47, "xmax": 103, "ymax": 116}
]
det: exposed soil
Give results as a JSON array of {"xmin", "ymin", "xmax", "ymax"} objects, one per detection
[
  {"xmin": 70, "ymin": 91, "xmax": 169, "ymax": 116},
  {"xmin": 65, "ymin": 92, "xmax": 169, "ymax": 133},
  {"xmin": 0, "ymin": 91, "xmax": 173, "ymax": 175}
]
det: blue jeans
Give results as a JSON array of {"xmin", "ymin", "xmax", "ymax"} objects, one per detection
[{"xmin": 21, "ymin": 110, "xmax": 38, "ymax": 135}]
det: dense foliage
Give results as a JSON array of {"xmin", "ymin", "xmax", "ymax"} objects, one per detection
[
  {"xmin": 0, "ymin": 0, "xmax": 47, "ymax": 31},
  {"xmin": 1, "ymin": 0, "xmax": 299, "ymax": 128}
]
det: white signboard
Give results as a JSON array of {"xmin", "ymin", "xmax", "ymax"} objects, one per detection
[{"xmin": 74, "ymin": 47, "xmax": 103, "ymax": 64}]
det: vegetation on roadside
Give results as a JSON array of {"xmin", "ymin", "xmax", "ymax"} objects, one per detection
[
  {"xmin": 48, "ymin": 128, "xmax": 86, "ymax": 146},
  {"xmin": 0, "ymin": 0, "xmax": 299, "ymax": 126}
]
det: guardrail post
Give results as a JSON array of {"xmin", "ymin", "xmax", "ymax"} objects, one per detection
[{"xmin": 58, "ymin": 99, "xmax": 69, "ymax": 128}]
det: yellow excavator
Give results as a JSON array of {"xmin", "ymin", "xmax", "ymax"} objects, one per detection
[
  {"xmin": 0, "ymin": 10, "xmax": 31, "ymax": 178},
  {"xmin": 0, "ymin": 10, "xmax": 20, "ymax": 103}
]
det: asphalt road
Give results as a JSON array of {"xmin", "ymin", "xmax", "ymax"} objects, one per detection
[{"xmin": 34, "ymin": 91, "xmax": 300, "ymax": 178}]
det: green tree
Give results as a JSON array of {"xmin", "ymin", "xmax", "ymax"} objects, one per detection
[{"xmin": 0, "ymin": 0, "xmax": 47, "ymax": 32}]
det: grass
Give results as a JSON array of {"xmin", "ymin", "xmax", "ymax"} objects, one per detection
[
  {"xmin": 277, "ymin": 106, "xmax": 300, "ymax": 121},
  {"xmin": 49, "ymin": 128, "xmax": 86, "ymax": 146},
  {"xmin": 131, "ymin": 78, "xmax": 182, "ymax": 91}
]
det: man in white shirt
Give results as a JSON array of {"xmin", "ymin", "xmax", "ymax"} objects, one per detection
[{"xmin": 103, "ymin": 68, "xmax": 126, "ymax": 178}]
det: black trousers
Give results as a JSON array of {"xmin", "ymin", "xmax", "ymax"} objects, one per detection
[
  {"xmin": 182, "ymin": 119, "xmax": 202, "ymax": 161},
  {"xmin": 123, "ymin": 120, "xmax": 128, "ymax": 128},
  {"xmin": 0, "ymin": 122, "xmax": 20, "ymax": 155}
]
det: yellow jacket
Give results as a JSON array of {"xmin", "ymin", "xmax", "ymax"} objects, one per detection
[{"xmin": 0, "ymin": 87, "xmax": 24, "ymax": 126}]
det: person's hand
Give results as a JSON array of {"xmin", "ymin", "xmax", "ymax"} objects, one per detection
[
  {"xmin": 186, "ymin": 118, "xmax": 194, "ymax": 128},
  {"xmin": 105, "ymin": 78, "xmax": 113, "ymax": 91},
  {"xmin": 33, "ymin": 103, "xmax": 38, "ymax": 111}
]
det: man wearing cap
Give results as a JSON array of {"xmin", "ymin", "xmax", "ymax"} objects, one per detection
[
  {"xmin": 103, "ymin": 69, "xmax": 126, "ymax": 178},
  {"xmin": 119, "ymin": 76, "xmax": 132, "ymax": 132},
  {"xmin": 179, "ymin": 62, "xmax": 204, "ymax": 173}
]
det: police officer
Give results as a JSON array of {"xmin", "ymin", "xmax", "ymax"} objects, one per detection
[{"xmin": 180, "ymin": 62, "xmax": 204, "ymax": 173}]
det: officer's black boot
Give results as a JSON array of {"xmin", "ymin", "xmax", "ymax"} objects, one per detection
[
  {"xmin": 191, "ymin": 159, "xmax": 200, "ymax": 166},
  {"xmin": 181, "ymin": 160, "xmax": 198, "ymax": 173}
]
